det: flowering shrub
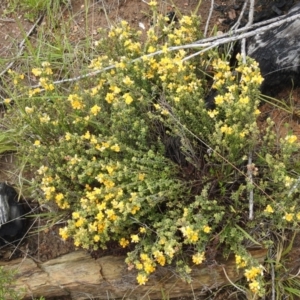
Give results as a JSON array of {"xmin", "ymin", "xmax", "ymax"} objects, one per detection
[{"xmin": 4, "ymin": 5, "xmax": 300, "ymax": 297}]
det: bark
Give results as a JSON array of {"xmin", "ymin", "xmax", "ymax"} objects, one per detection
[{"xmin": 0, "ymin": 248, "xmax": 267, "ymax": 300}]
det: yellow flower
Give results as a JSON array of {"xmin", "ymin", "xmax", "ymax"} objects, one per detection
[
  {"xmin": 156, "ymin": 255, "xmax": 166, "ymax": 266},
  {"xmin": 134, "ymin": 262, "xmax": 143, "ymax": 270},
  {"xmin": 139, "ymin": 227, "xmax": 146, "ymax": 233},
  {"xmin": 244, "ymin": 266, "xmax": 263, "ymax": 281},
  {"xmin": 214, "ymin": 72, "xmax": 223, "ymax": 80},
  {"xmin": 34, "ymin": 140, "xmax": 41, "ymax": 147},
  {"xmin": 220, "ymin": 124, "xmax": 233, "ymax": 135},
  {"xmin": 136, "ymin": 273, "xmax": 148, "ymax": 285},
  {"xmin": 45, "ymin": 83, "xmax": 54, "ymax": 91},
  {"xmin": 123, "ymin": 93, "xmax": 133, "ymax": 104},
  {"xmin": 148, "ymin": 0, "xmax": 157, "ymax": 6},
  {"xmin": 264, "ymin": 205, "xmax": 274, "ymax": 214},
  {"xmin": 215, "ymin": 95, "xmax": 224, "ymax": 105},
  {"xmin": 147, "ymin": 46, "xmax": 156, "ymax": 53},
  {"xmin": 65, "ymin": 132, "xmax": 72, "ymax": 141},
  {"xmin": 131, "ymin": 234, "xmax": 139, "ymax": 243},
  {"xmin": 55, "ymin": 193, "xmax": 64, "ymax": 202},
  {"xmin": 94, "ymin": 235, "xmax": 100, "ymax": 242},
  {"xmin": 28, "ymin": 88, "xmax": 41, "ymax": 98},
  {"xmin": 153, "ymin": 103, "xmax": 160, "ymax": 110},
  {"xmin": 59, "ymin": 227, "xmax": 69, "ymax": 240},
  {"xmin": 110, "ymin": 144, "xmax": 120, "ymax": 152},
  {"xmin": 75, "ymin": 217, "xmax": 85, "ymax": 227},
  {"xmin": 285, "ymin": 135, "xmax": 297, "ymax": 144},
  {"xmin": 89, "ymin": 222, "xmax": 97, "ymax": 232},
  {"xmin": 131, "ymin": 205, "xmax": 140, "ymax": 215},
  {"xmin": 83, "ymin": 131, "xmax": 91, "ymax": 140},
  {"xmin": 98, "ymin": 223, "xmax": 105, "ymax": 233},
  {"xmin": 105, "ymin": 209, "xmax": 117, "ymax": 221},
  {"xmin": 119, "ymin": 238, "xmax": 129, "ymax": 248},
  {"xmin": 105, "ymin": 93, "xmax": 114, "ymax": 104},
  {"xmin": 239, "ymin": 96, "xmax": 250, "ymax": 104},
  {"xmin": 39, "ymin": 114, "xmax": 50, "ymax": 123},
  {"xmin": 235, "ymin": 255, "xmax": 247, "ymax": 268},
  {"xmin": 44, "ymin": 67, "xmax": 53, "ymax": 75},
  {"xmin": 32, "ymin": 68, "xmax": 42, "ymax": 76},
  {"xmin": 144, "ymin": 261, "xmax": 155, "ymax": 274},
  {"xmin": 138, "ymin": 173, "xmax": 145, "ymax": 181},
  {"xmin": 203, "ymin": 225, "xmax": 211, "ymax": 233},
  {"xmin": 284, "ymin": 212, "xmax": 294, "ymax": 222},
  {"xmin": 297, "ymin": 212, "xmax": 300, "ymax": 220},
  {"xmin": 110, "ymin": 85, "xmax": 121, "ymax": 94},
  {"xmin": 207, "ymin": 109, "xmax": 219, "ymax": 118},
  {"xmin": 180, "ymin": 16, "xmax": 193, "ymax": 26},
  {"xmin": 90, "ymin": 105, "xmax": 101, "ymax": 116},
  {"xmin": 123, "ymin": 76, "xmax": 134, "ymax": 86},
  {"xmin": 181, "ymin": 226, "xmax": 199, "ymax": 243},
  {"xmin": 106, "ymin": 166, "xmax": 114, "ymax": 175},
  {"xmin": 37, "ymin": 165, "xmax": 48, "ymax": 175},
  {"xmin": 41, "ymin": 61, "xmax": 51, "ymax": 67},
  {"xmin": 116, "ymin": 61, "xmax": 126, "ymax": 69},
  {"xmin": 140, "ymin": 253, "xmax": 150, "ymax": 261},
  {"xmin": 153, "ymin": 251, "xmax": 166, "ymax": 266},
  {"xmin": 25, "ymin": 106, "xmax": 34, "ymax": 114},
  {"xmin": 68, "ymin": 94, "xmax": 84, "ymax": 109},
  {"xmin": 192, "ymin": 252, "xmax": 205, "ymax": 265},
  {"xmin": 227, "ymin": 84, "xmax": 238, "ymax": 92},
  {"xmin": 249, "ymin": 280, "xmax": 261, "ymax": 293},
  {"xmin": 284, "ymin": 176, "xmax": 293, "ymax": 187},
  {"xmin": 251, "ymin": 74, "xmax": 264, "ymax": 85}
]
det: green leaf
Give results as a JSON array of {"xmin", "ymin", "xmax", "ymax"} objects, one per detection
[{"xmin": 235, "ymin": 224, "xmax": 261, "ymax": 246}]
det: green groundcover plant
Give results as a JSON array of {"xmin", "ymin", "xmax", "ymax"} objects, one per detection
[{"xmin": 3, "ymin": 3, "xmax": 300, "ymax": 297}]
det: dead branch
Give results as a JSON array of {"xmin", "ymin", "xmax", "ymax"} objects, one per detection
[{"xmin": 204, "ymin": 0, "xmax": 214, "ymax": 37}]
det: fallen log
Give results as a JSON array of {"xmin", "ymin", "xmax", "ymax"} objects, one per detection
[{"xmin": 0, "ymin": 248, "xmax": 267, "ymax": 300}]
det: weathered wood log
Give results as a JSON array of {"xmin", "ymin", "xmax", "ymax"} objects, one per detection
[
  {"xmin": 0, "ymin": 248, "xmax": 267, "ymax": 300},
  {"xmin": 247, "ymin": 3, "xmax": 300, "ymax": 95}
]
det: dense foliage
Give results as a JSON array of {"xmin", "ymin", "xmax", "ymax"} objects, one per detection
[{"xmin": 4, "ymin": 4, "xmax": 300, "ymax": 297}]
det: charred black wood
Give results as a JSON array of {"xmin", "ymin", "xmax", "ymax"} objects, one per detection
[
  {"xmin": 0, "ymin": 183, "xmax": 27, "ymax": 245},
  {"xmin": 166, "ymin": 11, "xmax": 178, "ymax": 24},
  {"xmin": 247, "ymin": 3, "xmax": 300, "ymax": 95},
  {"xmin": 217, "ymin": 0, "xmax": 297, "ymax": 27}
]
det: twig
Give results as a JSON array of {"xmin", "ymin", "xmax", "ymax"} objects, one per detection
[
  {"xmin": 222, "ymin": 266, "xmax": 246, "ymax": 294},
  {"xmin": 241, "ymin": 0, "xmax": 255, "ymax": 63},
  {"xmin": 230, "ymin": 0, "xmax": 249, "ymax": 31},
  {"xmin": 247, "ymin": 0, "xmax": 255, "ymax": 25},
  {"xmin": 288, "ymin": 267, "xmax": 300, "ymax": 279},
  {"xmin": 271, "ymin": 262, "xmax": 275, "ymax": 300},
  {"xmin": 197, "ymin": 12, "xmax": 287, "ymax": 44},
  {"xmin": 0, "ymin": 18, "xmax": 15, "ymax": 22},
  {"xmin": 247, "ymin": 152, "xmax": 254, "ymax": 220},
  {"xmin": 204, "ymin": 0, "xmax": 214, "ymax": 37},
  {"xmin": 244, "ymin": 1, "xmax": 255, "ymax": 218},
  {"xmin": 0, "ymin": 14, "xmax": 44, "ymax": 78}
]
